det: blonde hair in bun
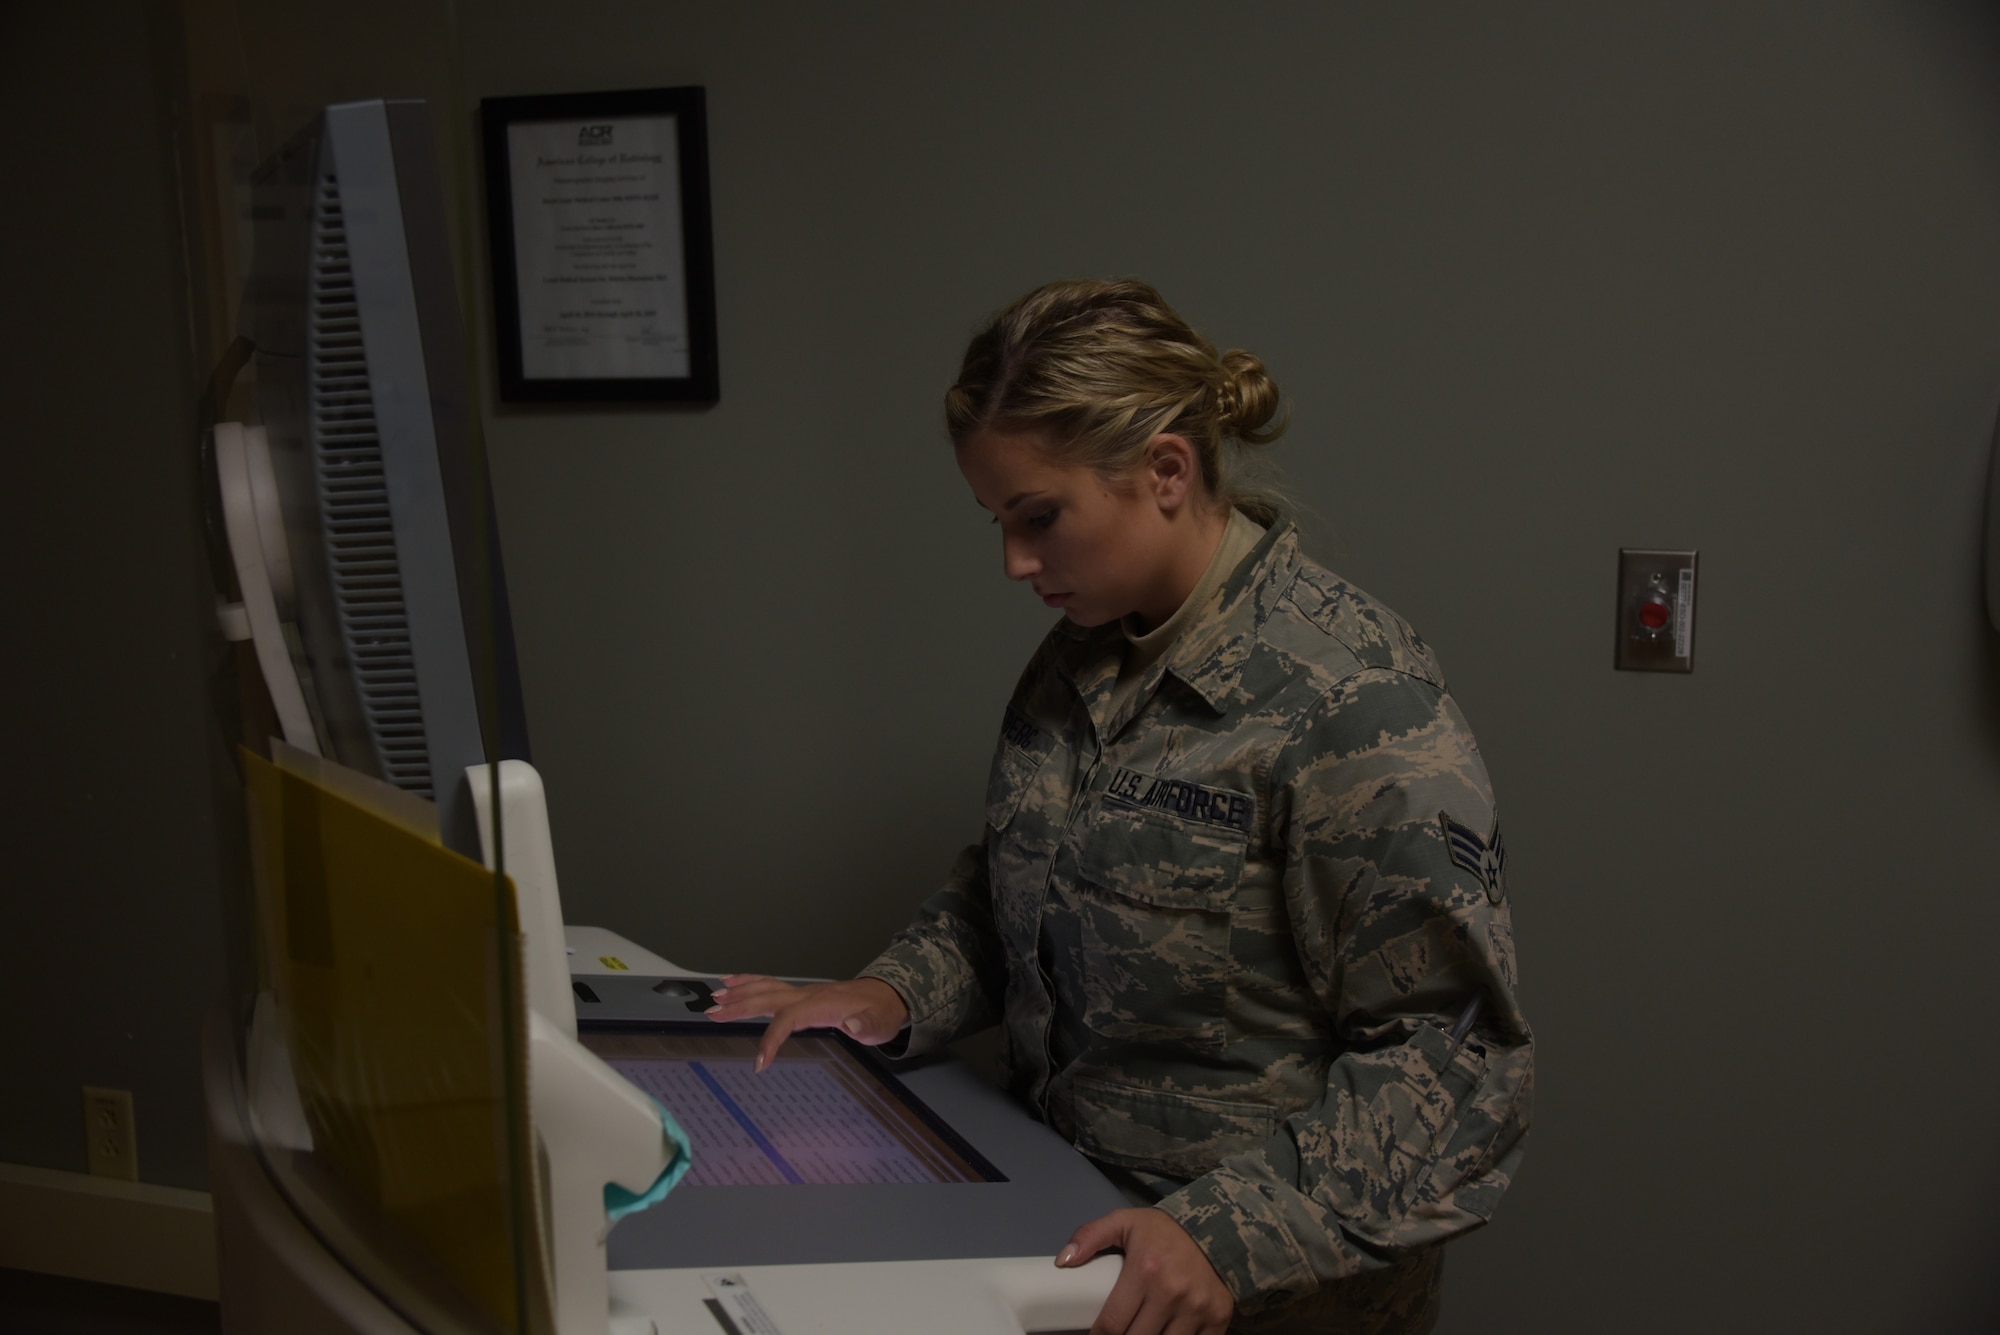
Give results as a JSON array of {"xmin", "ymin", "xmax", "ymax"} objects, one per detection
[{"xmin": 945, "ymin": 279, "xmax": 1291, "ymax": 524}]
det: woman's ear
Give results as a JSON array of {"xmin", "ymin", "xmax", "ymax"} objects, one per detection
[{"xmin": 1145, "ymin": 434, "xmax": 1199, "ymax": 514}]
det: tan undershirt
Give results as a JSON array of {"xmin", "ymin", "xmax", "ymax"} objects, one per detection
[{"xmin": 1108, "ymin": 508, "xmax": 1266, "ymax": 719}]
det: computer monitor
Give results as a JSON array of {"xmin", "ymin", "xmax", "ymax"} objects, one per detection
[{"xmin": 242, "ymin": 98, "xmax": 528, "ymax": 855}]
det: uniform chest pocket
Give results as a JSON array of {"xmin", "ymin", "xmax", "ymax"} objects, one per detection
[
  {"xmin": 986, "ymin": 740, "xmax": 1046, "ymax": 832},
  {"xmin": 986, "ymin": 713, "xmax": 1063, "ymax": 954},
  {"xmin": 1074, "ymin": 799, "xmax": 1248, "ymax": 1052},
  {"xmin": 986, "ymin": 706, "xmax": 1056, "ymax": 833}
]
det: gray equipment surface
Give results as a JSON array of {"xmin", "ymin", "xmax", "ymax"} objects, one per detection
[{"xmin": 581, "ymin": 975, "xmax": 1129, "ymax": 1272}]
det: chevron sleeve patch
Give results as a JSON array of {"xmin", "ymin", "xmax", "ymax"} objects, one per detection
[{"xmin": 1439, "ymin": 810, "xmax": 1507, "ymax": 905}]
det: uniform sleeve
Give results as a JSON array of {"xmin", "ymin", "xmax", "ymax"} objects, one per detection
[
  {"xmin": 857, "ymin": 837, "xmax": 1008, "ymax": 1058},
  {"xmin": 1153, "ymin": 668, "xmax": 1533, "ymax": 1316}
]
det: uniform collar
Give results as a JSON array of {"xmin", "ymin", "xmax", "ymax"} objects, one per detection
[
  {"xmin": 1052, "ymin": 519, "xmax": 1301, "ymax": 727},
  {"xmin": 1161, "ymin": 519, "xmax": 1298, "ymax": 712}
]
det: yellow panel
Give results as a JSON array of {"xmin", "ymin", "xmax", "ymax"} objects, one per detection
[{"xmin": 242, "ymin": 747, "xmax": 544, "ymax": 1331}]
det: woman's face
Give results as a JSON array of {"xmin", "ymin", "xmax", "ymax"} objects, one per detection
[{"xmin": 956, "ymin": 427, "xmax": 1191, "ymax": 628}]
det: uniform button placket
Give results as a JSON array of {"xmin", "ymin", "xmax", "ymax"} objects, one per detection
[{"xmin": 1033, "ymin": 732, "xmax": 1103, "ymax": 1119}]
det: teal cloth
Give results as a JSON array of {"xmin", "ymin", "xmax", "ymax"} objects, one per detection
[{"xmin": 603, "ymin": 1097, "xmax": 693, "ymax": 1223}]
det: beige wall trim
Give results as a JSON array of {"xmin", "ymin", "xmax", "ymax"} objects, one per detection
[{"xmin": 0, "ymin": 1162, "xmax": 217, "ymax": 1302}]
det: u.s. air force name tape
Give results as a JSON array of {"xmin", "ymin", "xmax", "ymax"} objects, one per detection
[{"xmin": 1103, "ymin": 766, "xmax": 1254, "ymax": 834}]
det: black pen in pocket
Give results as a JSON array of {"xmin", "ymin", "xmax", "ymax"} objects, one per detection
[{"xmin": 1441, "ymin": 995, "xmax": 1483, "ymax": 1070}]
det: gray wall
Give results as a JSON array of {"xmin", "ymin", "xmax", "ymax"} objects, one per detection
[
  {"xmin": 5, "ymin": 3, "xmax": 1999, "ymax": 1332},
  {"xmin": 0, "ymin": 3, "xmax": 227, "ymax": 1193},
  {"xmin": 467, "ymin": 3, "xmax": 2000, "ymax": 1331}
]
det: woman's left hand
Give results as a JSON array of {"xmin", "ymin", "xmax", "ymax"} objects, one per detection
[{"xmin": 1057, "ymin": 1207, "xmax": 1233, "ymax": 1335}]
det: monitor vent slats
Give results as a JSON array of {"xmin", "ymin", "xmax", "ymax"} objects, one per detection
[{"xmin": 306, "ymin": 173, "xmax": 434, "ymax": 796}]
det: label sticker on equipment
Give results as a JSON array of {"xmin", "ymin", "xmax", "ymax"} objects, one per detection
[
  {"xmin": 705, "ymin": 1273, "xmax": 785, "ymax": 1335},
  {"xmin": 598, "ymin": 955, "xmax": 628, "ymax": 971},
  {"xmin": 1674, "ymin": 568, "xmax": 1694, "ymax": 658}
]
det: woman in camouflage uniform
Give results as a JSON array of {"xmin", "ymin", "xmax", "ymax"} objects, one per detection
[{"xmin": 709, "ymin": 281, "xmax": 1531, "ymax": 1335}]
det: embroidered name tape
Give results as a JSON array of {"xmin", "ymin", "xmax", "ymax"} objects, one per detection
[
  {"xmin": 1440, "ymin": 811, "xmax": 1507, "ymax": 904},
  {"xmin": 1000, "ymin": 706, "xmax": 1041, "ymax": 751},
  {"xmin": 1104, "ymin": 767, "xmax": 1254, "ymax": 834}
]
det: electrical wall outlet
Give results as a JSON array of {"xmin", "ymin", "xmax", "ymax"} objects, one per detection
[{"xmin": 83, "ymin": 1086, "xmax": 138, "ymax": 1182}]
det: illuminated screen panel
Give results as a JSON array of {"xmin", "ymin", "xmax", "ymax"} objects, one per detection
[{"xmin": 578, "ymin": 1028, "xmax": 1004, "ymax": 1185}]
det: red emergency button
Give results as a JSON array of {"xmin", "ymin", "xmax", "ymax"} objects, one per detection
[{"xmin": 1638, "ymin": 598, "xmax": 1671, "ymax": 631}]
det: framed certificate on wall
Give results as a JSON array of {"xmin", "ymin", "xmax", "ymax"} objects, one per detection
[{"xmin": 481, "ymin": 86, "xmax": 718, "ymax": 403}]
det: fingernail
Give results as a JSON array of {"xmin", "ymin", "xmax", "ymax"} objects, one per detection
[
  {"xmin": 712, "ymin": 988, "xmax": 730, "ymax": 998},
  {"xmin": 1056, "ymin": 1245, "xmax": 1077, "ymax": 1266},
  {"xmin": 704, "ymin": 1005, "xmax": 722, "ymax": 1016}
]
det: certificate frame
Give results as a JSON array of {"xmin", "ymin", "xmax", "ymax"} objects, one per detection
[{"xmin": 480, "ymin": 86, "xmax": 719, "ymax": 403}]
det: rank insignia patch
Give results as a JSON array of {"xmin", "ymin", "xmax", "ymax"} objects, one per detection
[{"xmin": 1440, "ymin": 811, "xmax": 1507, "ymax": 904}]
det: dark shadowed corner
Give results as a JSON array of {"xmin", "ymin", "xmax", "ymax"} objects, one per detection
[{"xmin": 0, "ymin": 1267, "xmax": 220, "ymax": 1335}]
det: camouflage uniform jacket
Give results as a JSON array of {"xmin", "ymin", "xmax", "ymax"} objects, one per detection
[{"xmin": 862, "ymin": 522, "xmax": 1531, "ymax": 1326}]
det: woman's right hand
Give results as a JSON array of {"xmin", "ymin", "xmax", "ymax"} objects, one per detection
[{"xmin": 705, "ymin": 974, "xmax": 911, "ymax": 1072}]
